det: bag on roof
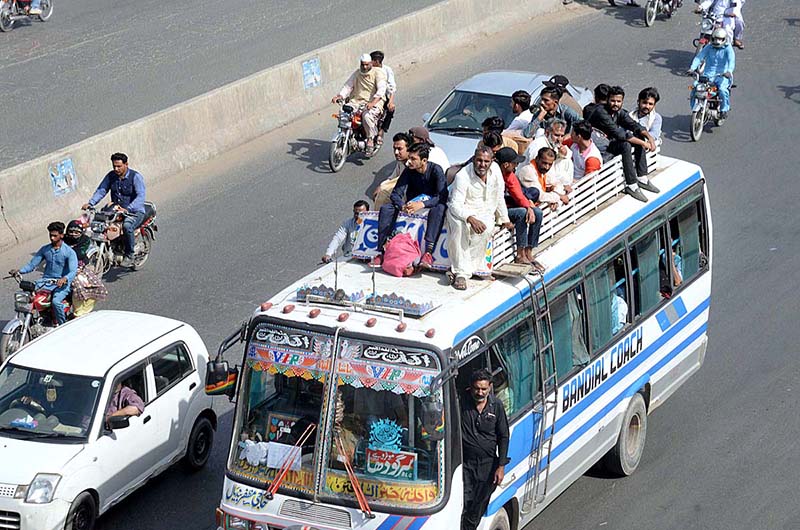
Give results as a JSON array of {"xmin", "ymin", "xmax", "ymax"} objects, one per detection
[{"xmin": 382, "ymin": 232, "xmax": 420, "ymax": 277}]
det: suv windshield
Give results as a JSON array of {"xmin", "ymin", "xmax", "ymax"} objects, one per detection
[
  {"xmin": 0, "ymin": 364, "xmax": 101, "ymax": 440},
  {"xmin": 428, "ymin": 90, "xmax": 514, "ymax": 134},
  {"xmin": 230, "ymin": 323, "xmax": 446, "ymax": 511}
]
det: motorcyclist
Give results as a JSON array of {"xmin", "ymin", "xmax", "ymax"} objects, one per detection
[
  {"xmin": 332, "ymin": 54, "xmax": 387, "ymax": 157},
  {"xmin": 8, "ymin": 222, "xmax": 78, "ymax": 326},
  {"xmin": 688, "ymin": 27, "xmax": 736, "ymax": 120},
  {"xmin": 82, "ymin": 152, "xmax": 147, "ymax": 268},
  {"xmin": 64, "ymin": 220, "xmax": 94, "ymax": 266},
  {"xmin": 695, "ymin": 0, "xmax": 743, "ymax": 48}
]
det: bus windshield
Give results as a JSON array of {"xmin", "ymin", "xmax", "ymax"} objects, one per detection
[{"xmin": 228, "ymin": 322, "xmax": 445, "ymax": 510}]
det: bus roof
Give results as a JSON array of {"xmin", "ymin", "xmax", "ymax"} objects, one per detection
[{"xmin": 254, "ymin": 156, "xmax": 704, "ymax": 355}]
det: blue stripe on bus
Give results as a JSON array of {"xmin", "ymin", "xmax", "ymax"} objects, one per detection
[
  {"xmin": 453, "ymin": 170, "xmax": 703, "ymax": 345},
  {"xmin": 408, "ymin": 516, "xmax": 430, "ymax": 530},
  {"xmin": 486, "ymin": 305, "xmax": 708, "ymax": 515},
  {"xmin": 656, "ymin": 296, "xmax": 687, "ymax": 331},
  {"xmin": 377, "ymin": 515, "xmax": 402, "ymax": 530}
]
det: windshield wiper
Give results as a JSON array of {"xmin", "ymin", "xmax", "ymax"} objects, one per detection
[
  {"xmin": 265, "ymin": 423, "xmax": 316, "ymax": 500},
  {"xmin": 335, "ymin": 432, "xmax": 374, "ymax": 519},
  {"xmin": 0, "ymin": 426, "xmax": 75, "ymax": 439},
  {"xmin": 428, "ymin": 126, "xmax": 481, "ymax": 135}
]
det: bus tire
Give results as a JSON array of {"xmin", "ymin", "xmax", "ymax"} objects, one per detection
[
  {"xmin": 603, "ymin": 393, "xmax": 647, "ymax": 476},
  {"xmin": 488, "ymin": 506, "xmax": 510, "ymax": 530}
]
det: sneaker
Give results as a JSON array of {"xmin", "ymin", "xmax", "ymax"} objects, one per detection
[
  {"xmin": 369, "ymin": 254, "xmax": 383, "ymax": 268},
  {"xmin": 638, "ymin": 180, "xmax": 660, "ymax": 193},
  {"xmin": 419, "ymin": 252, "xmax": 434, "ymax": 270},
  {"xmin": 29, "ymin": 7, "xmax": 42, "ymax": 14},
  {"xmin": 120, "ymin": 255, "xmax": 134, "ymax": 268},
  {"xmin": 623, "ymin": 187, "xmax": 648, "ymax": 203}
]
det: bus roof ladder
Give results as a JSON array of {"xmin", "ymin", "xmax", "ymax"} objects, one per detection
[{"xmin": 521, "ymin": 271, "xmax": 559, "ymax": 514}]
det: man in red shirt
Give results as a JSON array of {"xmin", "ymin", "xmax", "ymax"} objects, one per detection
[
  {"xmin": 496, "ymin": 148, "xmax": 544, "ymax": 271},
  {"xmin": 564, "ymin": 120, "xmax": 603, "ymax": 180}
]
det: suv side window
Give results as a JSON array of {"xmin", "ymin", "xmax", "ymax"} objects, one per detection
[
  {"xmin": 151, "ymin": 343, "xmax": 193, "ymax": 395},
  {"xmin": 106, "ymin": 363, "xmax": 147, "ymax": 417}
]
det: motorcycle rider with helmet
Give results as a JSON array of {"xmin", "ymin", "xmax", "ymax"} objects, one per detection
[
  {"xmin": 8, "ymin": 222, "xmax": 78, "ymax": 326},
  {"xmin": 695, "ymin": 0, "xmax": 744, "ymax": 49},
  {"xmin": 688, "ymin": 27, "xmax": 736, "ymax": 120},
  {"xmin": 331, "ymin": 54, "xmax": 387, "ymax": 157},
  {"xmin": 81, "ymin": 152, "xmax": 147, "ymax": 268}
]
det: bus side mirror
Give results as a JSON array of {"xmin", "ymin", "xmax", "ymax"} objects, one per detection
[{"xmin": 205, "ymin": 360, "xmax": 238, "ymax": 400}]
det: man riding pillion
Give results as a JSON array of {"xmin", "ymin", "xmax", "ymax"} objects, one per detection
[
  {"xmin": 332, "ymin": 54, "xmax": 387, "ymax": 157},
  {"xmin": 688, "ymin": 28, "xmax": 736, "ymax": 120},
  {"xmin": 8, "ymin": 222, "xmax": 78, "ymax": 326},
  {"xmin": 82, "ymin": 152, "xmax": 147, "ymax": 268}
]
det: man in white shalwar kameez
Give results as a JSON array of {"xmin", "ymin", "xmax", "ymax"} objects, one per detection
[{"xmin": 446, "ymin": 146, "xmax": 513, "ymax": 290}]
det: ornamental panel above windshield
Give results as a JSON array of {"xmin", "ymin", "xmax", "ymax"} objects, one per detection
[{"xmin": 229, "ymin": 321, "xmax": 446, "ymax": 511}]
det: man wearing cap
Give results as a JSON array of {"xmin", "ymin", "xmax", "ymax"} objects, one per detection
[
  {"xmin": 409, "ymin": 126, "xmax": 451, "ymax": 172},
  {"xmin": 372, "ymin": 143, "xmax": 448, "ymax": 270},
  {"xmin": 332, "ymin": 54, "xmax": 387, "ymax": 156},
  {"xmin": 496, "ymin": 148, "xmax": 544, "ymax": 269},
  {"xmin": 523, "ymin": 86, "xmax": 581, "ymax": 139},
  {"xmin": 446, "ymin": 146, "xmax": 512, "ymax": 291},
  {"xmin": 543, "ymin": 75, "xmax": 584, "ymax": 115}
]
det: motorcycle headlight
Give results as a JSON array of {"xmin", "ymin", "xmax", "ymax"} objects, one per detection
[
  {"xmin": 14, "ymin": 293, "xmax": 30, "ymax": 304},
  {"xmin": 24, "ymin": 473, "xmax": 61, "ymax": 504},
  {"xmin": 701, "ymin": 19, "xmax": 713, "ymax": 31}
]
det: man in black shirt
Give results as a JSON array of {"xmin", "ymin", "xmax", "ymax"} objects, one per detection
[
  {"xmin": 460, "ymin": 369, "xmax": 510, "ymax": 530},
  {"xmin": 584, "ymin": 84, "xmax": 658, "ymax": 203},
  {"xmin": 372, "ymin": 142, "xmax": 448, "ymax": 270}
]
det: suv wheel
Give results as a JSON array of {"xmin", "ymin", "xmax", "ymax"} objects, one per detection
[
  {"xmin": 65, "ymin": 491, "xmax": 96, "ymax": 530},
  {"xmin": 183, "ymin": 416, "xmax": 214, "ymax": 472}
]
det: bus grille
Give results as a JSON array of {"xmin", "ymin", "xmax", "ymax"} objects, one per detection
[
  {"xmin": 279, "ymin": 499, "xmax": 351, "ymax": 528},
  {"xmin": 0, "ymin": 511, "xmax": 20, "ymax": 530}
]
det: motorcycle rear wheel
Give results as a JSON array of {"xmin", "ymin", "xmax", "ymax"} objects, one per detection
[
  {"xmin": 329, "ymin": 132, "xmax": 349, "ymax": 173},
  {"xmin": 0, "ymin": 9, "xmax": 14, "ymax": 32},
  {"xmin": 38, "ymin": 0, "xmax": 53, "ymax": 21},
  {"xmin": 690, "ymin": 108, "xmax": 705, "ymax": 142},
  {"xmin": 133, "ymin": 231, "xmax": 152, "ymax": 270},
  {"xmin": 644, "ymin": 0, "xmax": 657, "ymax": 26},
  {"xmin": 1, "ymin": 327, "xmax": 29, "ymax": 360}
]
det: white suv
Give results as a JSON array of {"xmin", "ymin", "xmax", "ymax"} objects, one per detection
[{"xmin": 0, "ymin": 310, "xmax": 217, "ymax": 530}]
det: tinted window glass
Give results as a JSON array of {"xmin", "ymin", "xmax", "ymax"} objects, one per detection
[
  {"xmin": 549, "ymin": 288, "xmax": 589, "ymax": 382},
  {"xmin": 670, "ymin": 202, "xmax": 704, "ymax": 280},
  {"xmin": 586, "ymin": 252, "xmax": 629, "ymax": 350},
  {"xmin": 152, "ymin": 344, "xmax": 190, "ymax": 394},
  {"xmin": 630, "ymin": 226, "xmax": 669, "ymax": 316},
  {"xmin": 490, "ymin": 321, "xmax": 537, "ymax": 416}
]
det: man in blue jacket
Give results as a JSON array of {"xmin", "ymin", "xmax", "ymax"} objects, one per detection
[
  {"xmin": 82, "ymin": 153, "xmax": 146, "ymax": 267},
  {"xmin": 689, "ymin": 28, "xmax": 736, "ymax": 119},
  {"xmin": 9, "ymin": 222, "xmax": 78, "ymax": 325}
]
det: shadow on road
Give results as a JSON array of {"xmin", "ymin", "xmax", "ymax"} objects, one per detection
[
  {"xmin": 648, "ymin": 48, "xmax": 696, "ymax": 76},
  {"xmin": 364, "ymin": 161, "xmax": 394, "ymax": 200},
  {"xmin": 777, "ymin": 85, "xmax": 800, "ymax": 104},
  {"xmin": 786, "ymin": 17, "xmax": 800, "ymax": 27},
  {"xmin": 571, "ymin": 0, "xmax": 647, "ymax": 28},
  {"xmin": 287, "ymin": 138, "xmax": 369, "ymax": 174},
  {"xmin": 662, "ymin": 114, "xmax": 693, "ymax": 143}
]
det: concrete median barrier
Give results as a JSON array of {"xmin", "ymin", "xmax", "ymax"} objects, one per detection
[{"xmin": 0, "ymin": 0, "xmax": 562, "ymax": 251}]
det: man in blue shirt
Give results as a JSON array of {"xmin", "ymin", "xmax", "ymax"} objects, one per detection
[
  {"xmin": 689, "ymin": 28, "xmax": 736, "ymax": 118},
  {"xmin": 82, "ymin": 152, "xmax": 146, "ymax": 267},
  {"xmin": 9, "ymin": 222, "xmax": 78, "ymax": 325}
]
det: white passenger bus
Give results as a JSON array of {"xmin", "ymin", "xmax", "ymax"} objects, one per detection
[{"xmin": 206, "ymin": 153, "xmax": 711, "ymax": 530}]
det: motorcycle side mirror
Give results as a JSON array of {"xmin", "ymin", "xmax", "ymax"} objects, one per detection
[
  {"xmin": 205, "ymin": 360, "xmax": 238, "ymax": 400},
  {"xmin": 19, "ymin": 281, "xmax": 36, "ymax": 293},
  {"xmin": 107, "ymin": 415, "xmax": 130, "ymax": 431},
  {"xmin": 422, "ymin": 112, "xmax": 432, "ymax": 124}
]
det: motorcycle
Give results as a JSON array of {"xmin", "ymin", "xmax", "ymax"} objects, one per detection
[
  {"xmin": 83, "ymin": 203, "xmax": 158, "ymax": 278},
  {"xmin": 689, "ymin": 73, "xmax": 731, "ymax": 141},
  {"xmin": 692, "ymin": 8, "xmax": 727, "ymax": 55},
  {"xmin": 644, "ymin": 0, "xmax": 678, "ymax": 27},
  {"xmin": 0, "ymin": 274, "xmax": 73, "ymax": 361},
  {"xmin": 0, "ymin": 0, "xmax": 53, "ymax": 32},
  {"xmin": 329, "ymin": 99, "xmax": 385, "ymax": 172}
]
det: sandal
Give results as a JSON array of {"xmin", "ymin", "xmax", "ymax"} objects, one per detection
[
  {"xmin": 453, "ymin": 277, "xmax": 467, "ymax": 291},
  {"xmin": 531, "ymin": 260, "xmax": 546, "ymax": 274}
]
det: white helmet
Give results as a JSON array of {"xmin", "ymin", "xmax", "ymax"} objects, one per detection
[{"xmin": 711, "ymin": 28, "xmax": 727, "ymax": 48}]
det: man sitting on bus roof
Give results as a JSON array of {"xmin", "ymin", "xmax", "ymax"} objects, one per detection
[
  {"xmin": 371, "ymin": 143, "xmax": 448, "ymax": 271},
  {"xmin": 321, "ymin": 200, "xmax": 369, "ymax": 263},
  {"xmin": 446, "ymin": 146, "xmax": 512, "ymax": 291},
  {"xmin": 518, "ymin": 147, "xmax": 570, "ymax": 212}
]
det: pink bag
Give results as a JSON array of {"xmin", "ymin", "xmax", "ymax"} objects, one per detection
[{"xmin": 382, "ymin": 233, "xmax": 421, "ymax": 277}]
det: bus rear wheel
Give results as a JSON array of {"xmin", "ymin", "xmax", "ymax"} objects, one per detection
[{"xmin": 602, "ymin": 393, "xmax": 647, "ymax": 476}]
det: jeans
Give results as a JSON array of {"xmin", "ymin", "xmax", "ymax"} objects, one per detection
[
  {"xmin": 507, "ymin": 207, "xmax": 543, "ymax": 249},
  {"xmin": 607, "ymin": 139, "xmax": 648, "ymax": 185},
  {"xmin": 36, "ymin": 280, "xmax": 70, "ymax": 325},
  {"xmin": 377, "ymin": 202, "xmax": 446, "ymax": 253},
  {"xmin": 122, "ymin": 210, "xmax": 146, "ymax": 258}
]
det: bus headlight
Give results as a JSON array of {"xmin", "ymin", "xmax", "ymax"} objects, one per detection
[{"xmin": 24, "ymin": 473, "xmax": 61, "ymax": 504}]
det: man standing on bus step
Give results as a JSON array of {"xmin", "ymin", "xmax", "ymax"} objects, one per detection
[{"xmin": 460, "ymin": 368, "xmax": 510, "ymax": 530}]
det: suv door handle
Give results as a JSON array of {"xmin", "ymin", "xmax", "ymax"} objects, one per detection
[
  {"xmin": 143, "ymin": 415, "xmax": 151, "ymax": 424},
  {"xmin": 189, "ymin": 382, "xmax": 197, "ymax": 391}
]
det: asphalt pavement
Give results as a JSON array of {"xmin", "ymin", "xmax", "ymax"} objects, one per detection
[
  {"xmin": 1, "ymin": 0, "xmax": 799, "ymax": 529},
  {"xmin": 0, "ymin": 0, "xmax": 440, "ymax": 170}
]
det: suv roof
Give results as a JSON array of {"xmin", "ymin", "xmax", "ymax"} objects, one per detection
[{"xmin": 9, "ymin": 311, "xmax": 185, "ymax": 377}]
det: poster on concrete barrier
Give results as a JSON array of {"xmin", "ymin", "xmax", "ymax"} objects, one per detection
[
  {"xmin": 351, "ymin": 210, "xmax": 492, "ymax": 275},
  {"xmin": 48, "ymin": 157, "xmax": 78, "ymax": 197},
  {"xmin": 302, "ymin": 58, "xmax": 321, "ymax": 90}
]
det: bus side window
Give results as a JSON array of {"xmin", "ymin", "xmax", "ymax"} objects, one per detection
[
  {"xmin": 489, "ymin": 321, "xmax": 537, "ymax": 417},
  {"xmin": 669, "ymin": 200, "xmax": 706, "ymax": 283},
  {"xmin": 549, "ymin": 288, "xmax": 589, "ymax": 384},
  {"xmin": 585, "ymin": 248, "xmax": 630, "ymax": 351},
  {"xmin": 630, "ymin": 225, "xmax": 670, "ymax": 315}
]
